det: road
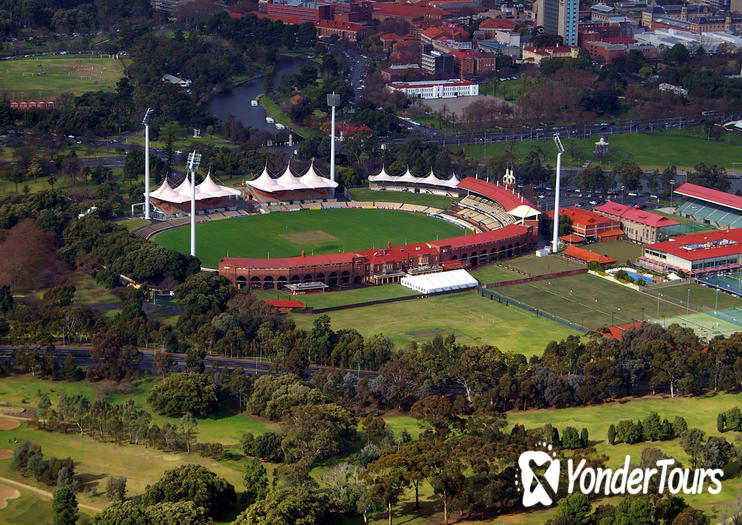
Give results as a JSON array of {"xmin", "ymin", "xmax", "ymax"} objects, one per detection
[{"xmin": 0, "ymin": 346, "xmax": 380, "ymax": 381}]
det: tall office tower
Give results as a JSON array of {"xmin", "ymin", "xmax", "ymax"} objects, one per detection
[
  {"xmin": 537, "ymin": 0, "xmax": 560, "ymax": 35},
  {"xmin": 558, "ymin": 0, "xmax": 579, "ymax": 46}
]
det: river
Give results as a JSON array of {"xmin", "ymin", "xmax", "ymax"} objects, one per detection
[{"xmin": 206, "ymin": 57, "xmax": 306, "ymax": 131}]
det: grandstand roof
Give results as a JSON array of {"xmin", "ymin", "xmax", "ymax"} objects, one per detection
[
  {"xmin": 149, "ymin": 172, "xmax": 240, "ymax": 204},
  {"xmin": 563, "ymin": 245, "xmax": 617, "ymax": 264},
  {"xmin": 644, "ymin": 228, "xmax": 742, "ymax": 261},
  {"xmin": 368, "ymin": 167, "xmax": 460, "ymax": 188},
  {"xmin": 222, "ymin": 251, "xmax": 361, "ymax": 269},
  {"xmin": 246, "ymin": 162, "xmax": 337, "ymax": 194},
  {"xmin": 431, "ymin": 224, "xmax": 529, "ymax": 248},
  {"xmin": 594, "ymin": 201, "xmax": 678, "ymax": 228},
  {"xmin": 457, "ymin": 177, "xmax": 538, "ymax": 215},
  {"xmin": 674, "ymin": 182, "xmax": 742, "ymax": 211}
]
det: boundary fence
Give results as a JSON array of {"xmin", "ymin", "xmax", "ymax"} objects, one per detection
[
  {"xmin": 476, "ymin": 286, "xmax": 588, "ymax": 333},
  {"xmin": 481, "ymin": 268, "xmax": 588, "ymax": 289}
]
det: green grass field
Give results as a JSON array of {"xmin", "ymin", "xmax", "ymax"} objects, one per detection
[
  {"xmin": 581, "ymin": 240, "xmax": 644, "ymax": 264},
  {"xmin": 251, "ymin": 284, "xmax": 418, "ymax": 309},
  {"xmin": 505, "ymin": 253, "xmax": 585, "ymax": 276},
  {"xmin": 0, "ymin": 55, "xmax": 125, "ymax": 97},
  {"xmin": 496, "ymin": 273, "xmax": 687, "ymax": 328},
  {"xmin": 456, "ymin": 129, "xmax": 742, "ymax": 170},
  {"xmin": 0, "ymin": 485, "xmax": 56, "ymax": 525},
  {"xmin": 347, "ymin": 188, "xmax": 459, "ymax": 210},
  {"xmin": 648, "ymin": 283, "xmax": 742, "ymax": 312},
  {"xmin": 154, "ymin": 209, "xmax": 466, "ymax": 268},
  {"xmin": 470, "ymin": 264, "xmax": 521, "ymax": 284},
  {"xmin": 292, "ymin": 290, "xmax": 579, "ymax": 355}
]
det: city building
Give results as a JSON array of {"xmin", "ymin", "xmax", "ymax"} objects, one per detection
[
  {"xmin": 371, "ymin": 2, "xmax": 449, "ymax": 23},
  {"xmin": 558, "ymin": 0, "xmax": 579, "ymax": 46},
  {"xmin": 381, "ymin": 64, "xmax": 424, "ymax": 82},
  {"xmin": 593, "ymin": 201, "xmax": 679, "ymax": 243},
  {"xmin": 245, "ymin": 163, "xmax": 338, "ymax": 202},
  {"xmin": 479, "ymin": 17, "xmax": 518, "ymax": 38},
  {"xmin": 421, "ymin": 45, "xmax": 455, "ymax": 76},
  {"xmin": 148, "ymin": 172, "xmax": 241, "ymax": 217},
  {"xmin": 387, "ymin": 78, "xmax": 478, "ymax": 99},
  {"xmin": 521, "ymin": 45, "xmax": 579, "ymax": 64},
  {"xmin": 638, "ymin": 228, "xmax": 742, "ymax": 276}
]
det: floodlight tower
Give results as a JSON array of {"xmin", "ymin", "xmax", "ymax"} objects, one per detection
[
  {"xmin": 187, "ymin": 150, "xmax": 202, "ymax": 257},
  {"xmin": 142, "ymin": 108, "xmax": 154, "ymax": 220},
  {"xmin": 327, "ymin": 92, "xmax": 341, "ymax": 183},
  {"xmin": 551, "ymin": 133, "xmax": 565, "ymax": 254}
]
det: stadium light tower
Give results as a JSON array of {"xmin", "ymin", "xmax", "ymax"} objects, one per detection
[
  {"xmin": 552, "ymin": 133, "xmax": 565, "ymax": 254},
  {"xmin": 327, "ymin": 92, "xmax": 341, "ymax": 183},
  {"xmin": 142, "ymin": 108, "xmax": 154, "ymax": 220},
  {"xmin": 187, "ymin": 150, "xmax": 202, "ymax": 257}
]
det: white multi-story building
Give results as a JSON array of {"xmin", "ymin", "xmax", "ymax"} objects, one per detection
[{"xmin": 386, "ymin": 79, "xmax": 479, "ymax": 99}]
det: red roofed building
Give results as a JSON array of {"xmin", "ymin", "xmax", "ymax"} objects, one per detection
[
  {"xmin": 479, "ymin": 17, "xmax": 518, "ymax": 38},
  {"xmin": 380, "ymin": 32, "xmax": 403, "ymax": 50},
  {"xmin": 337, "ymin": 122, "xmax": 372, "ymax": 140},
  {"xmin": 372, "ymin": 2, "xmax": 449, "ymax": 22},
  {"xmin": 265, "ymin": 299, "xmax": 305, "ymax": 312},
  {"xmin": 317, "ymin": 19, "xmax": 371, "ymax": 41},
  {"xmin": 218, "ymin": 224, "xmax": 533, "ymax": 288},
  {"xmin": 521, "ymin": 45, "xmax": 579, "ymax": 64},
  {"xmin": 638, "ymin": 228, "xmax": 742, "ymax": 276},
  {"xmin": 545, "ymin": 206, "xmax": 622, "ymax": 242},
  {"xmin": 594, "ymin": 201, "xmax": 678, "ymax": 243},
  {"xmin": 562, "ymin": 245, "xmax": 617, "ymax": 265},
  {"xmin": 9, "ymin": 99, "xmax": 55, "ymax": 111},
  {"xmin": 674, "ymin": 182, "xmax": 742, "ymax": 229}
]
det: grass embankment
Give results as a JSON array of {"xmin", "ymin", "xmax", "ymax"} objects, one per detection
[
  {"xmin": 251, "ymin": 284, "xmax": 418, "ymax": 309},
  {"xmin": 258, "ymin": 95, "xmax": 321, "ymax": 140},
  {"xmin": 154, "ymin": 208, "xmax": 466, "ymax": 268},
  {"xmin": 347, "ymin": 188, "xmax": 459, "ymax": 210}
]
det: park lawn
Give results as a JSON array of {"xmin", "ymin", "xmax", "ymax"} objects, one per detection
[
  {"xmin": 291, "ymin": 290, "xmax": 578, "ymax": 356},
  {"xmin": 496, "ymin": 273, "xmax": 687, "ymax": 328},
  {"xmin": 125, "ymin": 122, "xmax": 237, "ymax": 152},
  {"xmin": 0, "ymin": 420, "xmax": 249, "ymax": 503},
  {"xmin": 0, "ymin": 484, "xmax": 57, "ymax": 525},
  {"xmin": 457, "ymin": 131, "xmax": 742, "ymax": 170},
  {"xmin": 347, "ymin": 188, "xmax": 459, "ymax": 210},
  {"xmin": 154, "ymin": 208, "xmax": 466, "ymax": 268},
  {"xmin": 72, "ymin": 272, "xmax": 120, "ymax": 306},
  {"xmin": 581, "ymin": 240, "xmax": 644, "ymax": 264},
  {"xmin": 470, "ymin": 264, "xmax": 521, "ymax": 284},
  {"xmin": 251, "ymin": 284, "xmax": 418, "ymax": 309},
  {"xmin": 258, "ymin": 95, "xmax": 321, "ymax": 140},
  {"xmin": 0, "ymin": 55, "xmax": 125, "ymax": 97},
  {"xmin": 505, "ymin": 253, "xmax": 585, "ymax": 276}
]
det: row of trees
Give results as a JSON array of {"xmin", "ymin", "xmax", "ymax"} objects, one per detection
[{"xmin": 607, "ymin": 413, "xmax": 687, "ymax": 445}]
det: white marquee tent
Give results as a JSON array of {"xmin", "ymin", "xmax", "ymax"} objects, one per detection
[{"xmin": 400, "ymin": 269, "xmax": 478, "ymax": 294}]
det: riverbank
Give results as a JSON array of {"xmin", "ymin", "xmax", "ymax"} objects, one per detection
[{"xmin": 258, "ymin": 94, "xmax": 321, "ymax": 140}]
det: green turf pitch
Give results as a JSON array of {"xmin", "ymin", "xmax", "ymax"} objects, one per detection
[
  {"xmin": 291, "ymin": 290, "xmax": 579, "ymax": 356},
  {"xmin": 496, "ymin": 273, "xmax": 688, "ymax": 329},
  {"xmin": 0, "ymin": 55, "xmax": 125, "ymax": 97},
  {"xmin": 154, "ymin": 209, "xmax": 466, "ymax": 268}
]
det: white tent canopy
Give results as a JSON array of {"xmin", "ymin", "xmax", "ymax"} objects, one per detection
[
  {"xmin": 147, "ymin": 171, "xmax": 241, "ymax": 203},
  {"xmin": 246, "ymin": 162, "xmax": 337, "ymax": 192},
  {"xmin": 400, "ymin": 269, "xmax": 478, "ymax": 294}
]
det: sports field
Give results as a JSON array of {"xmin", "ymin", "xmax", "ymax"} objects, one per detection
[
  {"xmin": 496, "ymin": 273, "xmax": 687, "ymax": 328},
  {"xmin": 644, "ymin": 282, "xmax": 742, "ymax": 312},
  {"xmin": 582, "ymin": 240, "xmax": 643, "ymax": 265},
  {"xmin": 505, "ymin": 253, "xmax": 584, "ymax": 276},
  {"xmin": 699, "ymin": 271, "xmax": 742, "ymax": 296},
  {"xmin": 0, "ymin": 55, "xmax": 126, "ymax": 97},
  {"xmin": 291, "ymin": 290, "xmax": 579, "ymax": 355},
  {"xmin": 154, "ymin": 209, "xmax": 466, "ymax": 268},
  {"xmin": 251, "ymin": 284, "xmax": 418, "ymax": 309}
]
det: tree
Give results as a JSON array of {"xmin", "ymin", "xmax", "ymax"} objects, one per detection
[
  {"xmin": 612, "ymin": 160, "xmax": 643, "ymax": 192},
  {"xmin": 562, "ymin": 426, "xmax": 582, "ymax": 449},
  {"xmin": 52, "ymin": 486, "xmax": 78, "ymax": 525},
  {"xmin": 234, "ymin": 486, "xmax": 339, "ymax": 525},
  {"xmin": 93, "ymin": 500, "xmax": 147, "ymax": 525},
  {"xmin": 185, "ymin": 348, "xmax": 205, "ymax": 373},
  {"xmin": 153, "ymin": 351, "xmax": 176, "ymax": 378},
  {"xmin": 148, "ymin": 373, "xmax": 219, "ymax": 417},
  {"xmin": 105, "ymin": 476, "xmax": 127, "ymax": 501},
  {"xmin": 297, "ymin": 22, "xmax": 317, "ymax": 48},
  {"xmin": 688, "ymin": 163, "xmax": 730, "ymax": 192},
  {"xmin": 679, "ymin": 428, "xmax": 706, "ymax": 469},
  {"xmin": 90, "ymin": 331, "xmax": 142, "ymax": 382},
  {"xmin": 143, "ymin": 464, "xmax": 236, "ymax": 519},
  {"xmin": 364, "ymin": 454, "xmax": 410, "ymax": 525},
  {"xmin": 0, "ymin": 284, "xmax": 13, "ymax": 313},
  {"xmin": 672, "ymin": 507, "xmax": 709, "ymax": 525},
  {"xmin": 145, "ymin": 501, "xmax": 209, "ymax": 525},
  {"xmin": 556, "ymin": 493, "xmax": 592, "ymax": 525},
  {"xmin": 662, "ymin": 43, "xmax": 690, "ymax": 65},
  {"xmin": 243, "ymin": 458, "xmax": 268, "ymax": 505}
]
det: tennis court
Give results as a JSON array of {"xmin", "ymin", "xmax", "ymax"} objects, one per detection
[
  {"xmin": 647, "ymin": 310, "xmax": 742, "ymax": 340},
  {"xmin": 699, "ymin": 272, "xmax": 742, "ymax": 296}
]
